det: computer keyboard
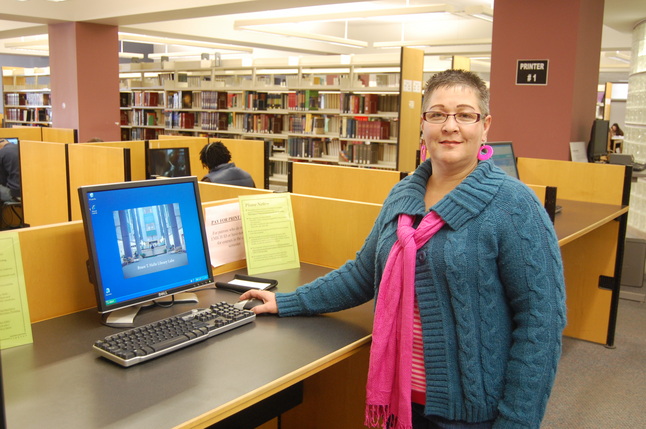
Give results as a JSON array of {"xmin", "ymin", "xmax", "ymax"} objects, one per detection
[{"xmin": 93, "ymin": 302, "xmax": 256, "ymax": 367}]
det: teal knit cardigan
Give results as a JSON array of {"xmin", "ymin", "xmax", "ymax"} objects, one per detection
[{"xmin": 276, "ymin": 160, "xmax": 567, "ymax": 428}]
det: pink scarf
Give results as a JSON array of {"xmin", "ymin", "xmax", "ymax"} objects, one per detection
[{"xmin": 365, "ymin": 212, "xmax": 445, "ymax": 429}]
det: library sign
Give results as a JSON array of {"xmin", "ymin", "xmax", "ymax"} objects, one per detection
[{"xmin": 516, "ymin": 60, "xmax": 549, "ymax": 85}]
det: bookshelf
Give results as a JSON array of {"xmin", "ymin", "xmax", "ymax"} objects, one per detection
[
  {"xmin": 118, "ymin": 48, "xmax": 424, "ymax": 187},
  {"xmin": 2, "ymin": 66, "xmax": 52, "ymax": 127}
]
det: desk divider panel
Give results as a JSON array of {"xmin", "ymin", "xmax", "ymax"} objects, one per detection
[
  {"xmin": 290, "ymin": 193, "xmax": 381, "ymax": 269},
  {"xmin": 16, "ymin": 221, "xmax": 95, "ymax": 323},
  {"xmin": 41, "ymin": 127, "xmax": 77, "ymax": 143},
  {"xmin": 291, "ymin": 163, "xmax": 404, "ymax": 204},
  {"xmin": 210, "ymin": 137, "xmax": 267, "ymax": 189},
  {"xmin": 67, "ymin": 144, "xmax": 129, "ymax": 221},
  {"xmin": 517, "ymin": 157, "xmax": 627, "ymax": 205},
  {"xmin": 83, "ymin": 140, "xmax": 147, "ymax": 181},
  {"xmin": 19, "ymin": 140, "xmax": 69, "ymax": 226},
  {"xmin": 0, "ymin": 127, "xmax": 41, "ymax": 141}
]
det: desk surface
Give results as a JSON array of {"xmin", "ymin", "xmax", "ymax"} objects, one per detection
[
  {"xmin": 554, "ymin": 199, "xmax": 628, "ymax": 246},
  {"xmin": 2, "ymin": 264, "xmax": 373, "ymax": 429}
]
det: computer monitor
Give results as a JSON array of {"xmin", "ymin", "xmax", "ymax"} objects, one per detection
[
  {"xmin": 78, "ymin": 176, "xmax": 213, "ymax": 327},
  {"xmin": 2, "ymin": 138, "xmax": 19, "ymax": 145},
  {"xmin": 147, "ymin": 147, "xmax": 191, "ymax": 179},
  {"xmin": 588, "ymin": 119, "xmax": 609, "ymax": 162},
  {"xmin": 488, "ymin": 141, "xmax": 520, "ymax": 179}
]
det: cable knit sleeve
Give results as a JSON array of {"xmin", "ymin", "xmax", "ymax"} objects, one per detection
[{"xmin": 491, "ymin": 183, "xmax": 567, "ymax": 428}]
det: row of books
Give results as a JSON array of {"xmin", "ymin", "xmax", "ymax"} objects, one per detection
[
  {"xmin": 5, "ymin": 107, "xmax": 51, "ymax": 122},
  {"xmin": 288, "ymin": 114, "xmax": 340, "ymax": 135},
  {"xmin": 340, "ymin": 93, "xmax": 399, "ymax": 114},
  {"xmin": 339, "ymin": 118, "xmax": 396, "ymax": 140},
  {"xmin": 134, "ymin": 91, "xmax": 162, "ymax": 107},
  {"xmin": 124, "ymin": 90, "xmax": 397, "ymax": 115},
  {"xmin": 165, "ymin": 111, "xmax": 197, "ymax": 129},
  {"xmin": 131, "ymin": 110, "xmax": 164, "ymax": 126},
  {"xmin": 338, "ymin": 142, "xmax": 381, "ymax": 165},
  {"xmin": 286, "ymin": 137, "xmax": 335, "ymax": 158},
  {"xmin": 4, "ymin": 92, "xmax": 51, "ymax": 107}
]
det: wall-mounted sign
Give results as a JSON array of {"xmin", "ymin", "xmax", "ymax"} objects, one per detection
[{"xmin": 516, "ymin": 60, "xmax": 549, "ymax": 85}]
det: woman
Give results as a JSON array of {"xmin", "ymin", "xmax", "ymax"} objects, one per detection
[{"xmin": 241, "ymin": 70, "xmax": 566, "ymax": 429}]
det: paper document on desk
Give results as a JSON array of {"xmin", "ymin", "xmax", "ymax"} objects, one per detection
[
  {"xmin": 204, "ymin": 202, "xmax": 246, "ymax": 268},
  {"xmin": 239, "ymin": 193, "xmax": 300, "ymax": 275},
  {"xmin": 0, "ymin": 232, "xmax": 33, "ymax": 349}
]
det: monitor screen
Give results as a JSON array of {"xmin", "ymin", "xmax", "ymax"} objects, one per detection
[
  {"xmin": 78, "ymin": 177, "xmax": 213, "ymax": 324},
  {"xmin": 2, "ymin": 137, "xmax": 19, "ymax": 145},
  {"xmin": 489, "ymin": 141, "xmax": 519, "ymax": 179},
  {"xmin": 147, "ymin": 147, "xmax": 191, "ymax": 179}
]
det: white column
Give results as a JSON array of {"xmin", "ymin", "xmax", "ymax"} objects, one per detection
[{"xmin": 626, "ymin": 20, "xmax": 646, "ymax": 233}]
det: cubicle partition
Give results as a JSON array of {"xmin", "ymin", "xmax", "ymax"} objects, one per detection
[
  {"xmin": 0, "ymin": 127, "xmax": 77, "ymax": 143},
  {"xmin": 67, "ymin": 144, "xmax": 131, "ymax": 221},
  {"xmin": 83, "ymin": 140, "xmax": 147, "ymax": 181},
  {"xmin": 518, "ymin": 157, "xmax": 631, "ymax": 346},
  {"xmin": 211, "ymin": 137, "xmax": 268, "ymax": 189},
  {"xmin": 0, "ymin": 127, "xmax": 41, "ymax": 141},
  {"xmin": 41, "ymin": 127, "xmax": 77, "ymax": 143},
  {"xmin": 290, "ymin": 162, "xmax": 405, "ymax": 204},
  {"xmin": 19, "ymin": 140, "xmax": 69, "ymax": 226}
]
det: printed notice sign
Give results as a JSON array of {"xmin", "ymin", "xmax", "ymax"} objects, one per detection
[
  {"xmin": 516, "ymin": 60, "xmax": 548, "ymax": 85},
  {"xmin": 0, "ymin": 232, "xmax": 33, "ymax": 350},
  {"xmin": 204, "ymin": 202, "xmax": 246, "ymax": 267},
  {"xmin": 238, "ymin": 193, "xmax": 300, "ymax": 275}
]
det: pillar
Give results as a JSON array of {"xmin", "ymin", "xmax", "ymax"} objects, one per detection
[
  {"xmin": 48, "ymin": 22, "xmax": 121, "ymax": 142},
  {"xmin": 488, "ymin": 0, "xmax": 605, "ymax": 160},
  {"xmin": 625, "ymin": 20, "xmax": 646, "ymax": 232}
]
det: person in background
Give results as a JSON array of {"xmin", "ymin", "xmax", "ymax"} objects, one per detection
[
  {"xmin": 610, "ymin": 123, "xmax": 624, "ymax": 137},
  {"xmin": 240, "ymin": 70, "xmax": 566, "ymax": 429},
  {"xmin": 199, "ymin": 141, "xmax": 255, "ymax": 187},
  {"xmin": 0, "ymin": 138, "xmax": 21, "ymax": 202}
]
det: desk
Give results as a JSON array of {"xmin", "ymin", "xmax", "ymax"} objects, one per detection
[{"xmin": 2, "ymin": 264, "xmax": 373, "ymax": 428}]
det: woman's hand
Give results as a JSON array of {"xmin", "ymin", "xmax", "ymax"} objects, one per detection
[{"xmin": 238, "ymin": 289, "xmax": 278, "ymax": 314}]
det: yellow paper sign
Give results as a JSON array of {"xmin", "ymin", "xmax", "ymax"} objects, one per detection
[
  {"xmin": 238, "ymin": 193, "xmax": 300, "ymax": 275},
  {"xmin": 0, "ymin": 231, "xmax": 33, "ymax": 349}
]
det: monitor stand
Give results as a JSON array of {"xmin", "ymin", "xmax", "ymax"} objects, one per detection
[{"xmin": 101, "ymin": 292, "xmax": 199, "ymax": 328}]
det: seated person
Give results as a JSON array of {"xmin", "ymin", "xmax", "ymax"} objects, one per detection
[
  {"xmin": 199, "ymin": 141, "xmax": 255, "ymax": 187},
  {"xmin": 0, "ymin": 139, "xmax": 21, "ymax": 202}
]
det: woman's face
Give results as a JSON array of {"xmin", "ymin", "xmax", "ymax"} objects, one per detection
[{"xmin": 422, "ymin": 85, "xmax": 491, "ymax": 173}]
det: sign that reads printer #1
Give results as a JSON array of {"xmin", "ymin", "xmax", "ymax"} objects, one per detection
[{"xmin": 516, "ymin": 60, "xmax": 549, "ymax": 85}]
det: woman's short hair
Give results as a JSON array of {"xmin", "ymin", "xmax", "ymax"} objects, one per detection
[
  {"xmin": 200, "ymin": 141, "xmax": 231, "ymax": 169},
  {"xmin": 422, "ymin": 69, "xmax": 490, "ymax": 117}
]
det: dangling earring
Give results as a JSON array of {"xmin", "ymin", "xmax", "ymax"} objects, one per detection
[{"xmin": 477, "ymin": 144, "xmax": 493, "ymax": 161}]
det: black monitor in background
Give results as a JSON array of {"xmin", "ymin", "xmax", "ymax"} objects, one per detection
[
  {"xmin": 78, "ymin": 176, "xmax": 214, "ymax": 327},
  {"xmin": 488, "ymin": 141, "xmax": 520, "ymax": 180},
  {"xmin": 588, "ymin": 119, "xmax": 609, "ymax": 162},
  {"xmin": 3, "ymin": 138, "xmax": 19, "ymax": 145},
  {"xmin": 146, "ymin": 147, "xmax": 191, "ymax": 179}
]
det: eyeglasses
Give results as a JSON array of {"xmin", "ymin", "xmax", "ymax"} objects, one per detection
[{"xmin": 422, "ymin": 111, "xmax": 483, "ymax": 124}]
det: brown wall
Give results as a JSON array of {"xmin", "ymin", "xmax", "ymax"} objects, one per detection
[{"xmin": 488, "ymin": 0, "xmax": 604, "ymax": 161}]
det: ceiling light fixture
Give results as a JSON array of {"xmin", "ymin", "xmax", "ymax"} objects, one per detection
[
  {"xmin": 465, "ymin": 5, "xmax": 494, "ymax": 22},
  {"xmin": 373, "ymin": 38, "xmax": 492, "ymax": 49},
  {"xmin": 235, "ymin": 4, "xmax": 455, "ymax": 49},
  {"xmin": 118, "ymin": 33, "xmax": 253, "ymax": 53}
]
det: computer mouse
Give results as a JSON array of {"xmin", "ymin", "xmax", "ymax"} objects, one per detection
[{"xmin": 233, "ymin": 298, "xmax": 264, "ymax": 310}]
